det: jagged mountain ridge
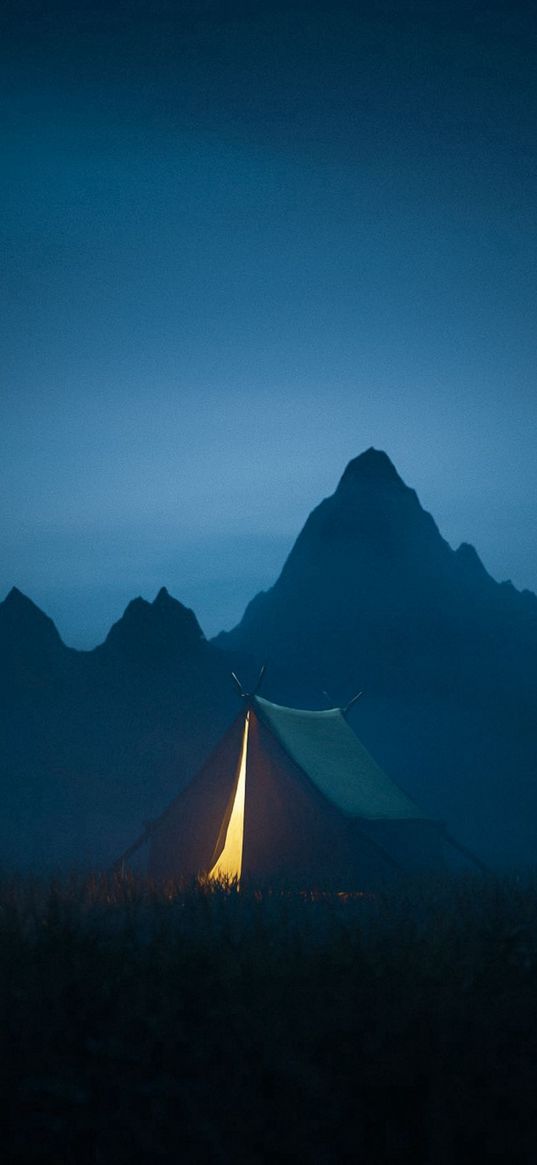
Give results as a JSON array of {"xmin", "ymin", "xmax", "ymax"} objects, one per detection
[
  {"xmin": 96, "ymin": 586, "xmax": 206, "ymax": 666},
  {"xmin": 217, "ymin": 449, "xmax": 537, "ymax": 685},
  {"xmin": 1, "ymin": 447, "xmax": 537, "ymax": 866},
  {"xmin": 0, "ymin": 586, "xmax": 242, "ymax": 867},
  {"xmin": 215, "ymin": 449, "xmax": 537, "ymax": 863}
]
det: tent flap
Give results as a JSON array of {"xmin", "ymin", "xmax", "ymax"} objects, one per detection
[{"xmin": 253, "ymin": 696, "xmax": 427, "ymax": 821}]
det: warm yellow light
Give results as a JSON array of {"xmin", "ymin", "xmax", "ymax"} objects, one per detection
[{"xmin": 209, "ymin": 711, "xmax": 249, "ymax": 881}]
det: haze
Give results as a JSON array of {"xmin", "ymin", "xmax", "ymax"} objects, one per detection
[{"xmin": 2, "ymin": 1, "xmax": 536, "ymax": 645}]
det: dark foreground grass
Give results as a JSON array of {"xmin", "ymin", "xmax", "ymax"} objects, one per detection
[{"xmin": 1, "ymin": 872, "xmax": 537, "ymax": 1164}]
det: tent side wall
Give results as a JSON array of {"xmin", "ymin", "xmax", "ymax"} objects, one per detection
[
  {"xmin": 148, "ymin": 712, "xmax": 245, "ymax": 880},
  {"xmin": 363, "ymin": 820, "xmax": 478, "ymax": 871},
  {"xmin": 363, "ymin": 820, "xmax": 453, "ymax": 869},
  {"xmin": 242, "ymin": 714, "xmax": 396, "ymax": 885}
]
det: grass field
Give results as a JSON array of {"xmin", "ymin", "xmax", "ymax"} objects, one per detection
[{"xmin": 1, "ymin": 871, "xmax": 537, "ymax": 1163}]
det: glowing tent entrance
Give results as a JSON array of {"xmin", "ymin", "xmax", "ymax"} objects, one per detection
[
  {"xmin": 208, "ymin": 712, "xmax": 249, "ymax": 881},
  {"xmin": 121, "ymin": 695, "xmax": 468, "ymax": 886}
]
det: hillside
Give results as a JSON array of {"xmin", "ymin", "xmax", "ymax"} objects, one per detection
[
  {"xmin": 0, "ymin": 587, "xmax": 240, "ymax": 868},
  {"xmin": 216, "ymin": 449, "xmax": 537, "ymax": 864}
]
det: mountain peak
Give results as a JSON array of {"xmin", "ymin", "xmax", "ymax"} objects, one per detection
[
  {"xmin": 3, "ymin": 586, "xmax": 41, "ymax": 611},
  {"xmin": 455, "ymin": 542, "xmax": 488, "ymax": 577},
  {"xmin": 337, "ymin": 448, "xmax": 404, "ymax": 491},
  {"xmin": 0, "ymin": 588, "xmax": 65, "ymax": 663},
  {"xmin": 1, "ymin": 586, "xmax": 60, "ymax": 632},
  {"xmin": 153, "ymin": 586, "xmax": 171, "ymax": 606},
  {"xmin": 102, "ymin": 588, "xmax": 205, "ymax": 664}
]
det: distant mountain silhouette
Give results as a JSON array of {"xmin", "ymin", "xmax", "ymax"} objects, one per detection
[
  {"xmin": 0, "ymin": 587, "xmax": 73, "ymax": 693},
  {"xmin": 0, "ymin": 587, "xmax": 241, "ymax": 868},
  {"xmin": 2, "ymin": 448, "xmax": 537, "ymax": 867},
  {"xmin": 98, "ymin": 587, "xmax": 205, "ymax": 666},
  {"xmin": 216, "ymin": 449, "xmax": 537, "ymax": 863}
]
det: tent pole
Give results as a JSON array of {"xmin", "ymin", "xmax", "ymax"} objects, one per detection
[
  {"xmin": 342, "ymin": 691, "xmax": 364, "ymax": 716},
  {"xmin": 252, "ymin": 662, "xmax": 267, "ymax": 695}
]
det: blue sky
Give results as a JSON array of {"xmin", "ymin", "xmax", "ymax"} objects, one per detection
[{"xmin": 2, "ymin": 1, "xmax": 536, "ymax": 644}]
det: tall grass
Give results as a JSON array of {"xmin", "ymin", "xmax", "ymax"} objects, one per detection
[{"xmin": 1, "ymin": 871, "xmax": 537, "ymax": 1162}]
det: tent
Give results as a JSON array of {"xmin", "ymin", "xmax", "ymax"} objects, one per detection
[{"xmin": 119, "ymin": 693, "xmax": 474, "ymax": 885}]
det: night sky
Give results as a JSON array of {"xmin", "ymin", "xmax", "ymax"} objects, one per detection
[{"xmin": 2, "ymin": 1, "xmax": 536, "ymax": 645}]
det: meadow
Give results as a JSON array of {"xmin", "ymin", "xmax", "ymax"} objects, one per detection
[{"xmin": 1, "ymin": 871, "xmax": 537, "ymax": 1163}]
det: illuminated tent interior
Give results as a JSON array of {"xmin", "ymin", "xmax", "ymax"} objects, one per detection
[{"xmin": 120, "ymin": 695, "xmax": 473, "ymax": 884}]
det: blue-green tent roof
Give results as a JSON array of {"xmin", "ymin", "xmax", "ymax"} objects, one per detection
[{"xmin": 253, "ymin": 696, "xmax": 427, "ymax": 821}]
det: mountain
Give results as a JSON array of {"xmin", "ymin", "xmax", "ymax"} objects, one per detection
[
  {"xmin": 0, "ymin": 587, "xmax": 241, "ymax": 869},
  {"xmin": 216, "ymin": 449, "xmax": 537, "ymax": 864},
  {"xmin": 2, "ymin": 449, "xmax": 537, "ymax": 868},
  {"xmin": 98, "ymin": 587, "xmax": 205, "ymax": 667},
  {"xmin": 0, "ymin": 586, "xmax": 75, "ymax": 697}
]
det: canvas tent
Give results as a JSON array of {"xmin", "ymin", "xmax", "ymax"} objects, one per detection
[{"xmin": 120, "ymin": 694, "xmax": 470, "ymax": 884}]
